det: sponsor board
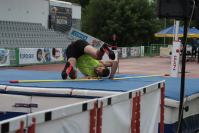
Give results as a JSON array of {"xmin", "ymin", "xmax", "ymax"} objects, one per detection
[
  {"xmin": 19, "ymin": 48, "xmax": 63, "ymax": 64},
  {"xmin": 49, "ymin": 0, "xmax": 72, "ymax": 32},
  {"xmin": 121, "ymin": 47, "xmax": 128, "ymax": 58},
  {"xmin": 69, "ymin": 28, "xmax": 104, "ymax": 48},
  {"xmin": 0, "ymin": 49, "xmax": 10, "ymax": 66},
  {"xmin": 50, "ymin": 48, "xmax": 63, "ymax": 61},
  {"xmin": 129, "ymin": 47, "xmax": 141, "ymax": 57}
]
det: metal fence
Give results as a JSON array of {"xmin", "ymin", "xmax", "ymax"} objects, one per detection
[{"xmin": 144, "ymin": 44, "xmax": 169, "ymax": 57}]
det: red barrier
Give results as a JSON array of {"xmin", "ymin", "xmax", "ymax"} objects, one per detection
[
  {"xmin": 90, "ymin": 102, "xmax": 97, "ymax": 133},
  {"xmin": 160, "ymin": 83, "xmax": 165, "ymax": 133},
  {"xmin": 15, "ymin": 121, "xmax": 24, "ymax": 133},
  {"xmin": 131, "ymin": 92, "xmax": 141, "ymax": 133},
  {"xmin": 96, "ymin": 102, "xmax": 103, "ymax": 133},
  {"xmin": 28, "ymin": 117, "xmax": 36, "ymax": 133}
]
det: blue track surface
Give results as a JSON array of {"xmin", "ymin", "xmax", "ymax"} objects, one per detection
[{"xmin": 0, "ymin": 69, "xmax": 199, "ymax": 101}]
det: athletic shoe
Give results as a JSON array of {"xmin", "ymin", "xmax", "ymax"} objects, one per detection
[
  {"xmin": 61, "ymin": 62, "xmax": 77, "ymax": 79},
  {"xmin": 61, "ymin": 70, "xmax": 67, "ymax": 80}
]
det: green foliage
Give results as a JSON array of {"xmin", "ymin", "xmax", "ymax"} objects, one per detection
[{"xmin": 82, "ymin": 0, "xmax": 162, "ymax": 46}]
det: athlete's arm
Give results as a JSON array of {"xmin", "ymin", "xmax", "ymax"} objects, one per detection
[{"xmin": 100, "ymin": 60, "xmax": 118, "ymax": 78}]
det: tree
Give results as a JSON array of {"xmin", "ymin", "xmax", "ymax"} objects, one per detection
[{"xmin": 82, "ymin": 0, "xmax": 162, "ymax": 46}]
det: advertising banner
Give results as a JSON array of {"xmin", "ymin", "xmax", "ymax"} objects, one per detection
[
  {"xmin": 50, "ymin": 48, "xmax": 63, "ymax": 62},
  {"xmin": 0, "ymin": 49, "xmax": 10, "ymax": 66},
  {"xmin": 19, "ymin": 48, "xmax": 42, "ymax": 64},
  {"xmin": 49, "ymin": 0, "xmax": 72, "ymax": 32},
  {"xmin": 69, "ymin": 28, "xmax": 104, "ymax": 48},
  {"xmin": 117, "ymin": 47, "xmax": 122, "ymax": 58},
  {"xmin": 19, "ymin": 48, "xmax": 63, "ymax": 64},
  {"xmin": 121, "ymin": 47, "xmax": 127, "ymax": 58},
  {"xmin": 130, "ymin": 47, "xmax": 141, "ymax": 57}
]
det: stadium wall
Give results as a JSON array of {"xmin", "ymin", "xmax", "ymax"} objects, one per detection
[{"xmin": 0, "ymin": 0, "xmax": 49, "ymax": 27}]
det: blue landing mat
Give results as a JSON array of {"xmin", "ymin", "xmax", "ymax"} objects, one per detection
[{"xmin": 0, "ymin": 69, "xmax": 199, "ymax": 101}]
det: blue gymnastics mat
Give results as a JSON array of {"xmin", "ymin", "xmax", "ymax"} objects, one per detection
[{"xmin": 0, "ymin": 69, "xmax": 199, "ymax": 101}]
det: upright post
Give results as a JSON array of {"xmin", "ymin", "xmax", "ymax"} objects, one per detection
[{"xmin": 177, "ymin": 18, "xmax": 188, "ymax": 133}]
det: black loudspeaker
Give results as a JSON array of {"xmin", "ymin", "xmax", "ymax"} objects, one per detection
[{"xmin": 158, "ymin": 0, "xmax": 199, "ymax": 20}]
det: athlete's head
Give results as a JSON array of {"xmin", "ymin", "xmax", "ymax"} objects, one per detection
[{"xmin": 94, "ymin": 66, "xmax": 110, "ymax": 77}]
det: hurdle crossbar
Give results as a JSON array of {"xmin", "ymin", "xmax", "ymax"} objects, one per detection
[{"xmin": 9, "ymin": 74, "xmax": 165, "ymax": 83}]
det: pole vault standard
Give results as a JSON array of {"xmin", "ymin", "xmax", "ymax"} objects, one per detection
[{"xmin": 170, "ymin": 20, "xmax": 181, "ymax": 77}]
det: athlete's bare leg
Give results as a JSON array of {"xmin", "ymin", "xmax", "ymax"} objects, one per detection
[
  {"xmin": 84, "ymin": 44, "xmax": 115, "ymax": 60},
  {"xmin": 62, "ymin": 57, "xmax": 77, "ymax": 79},
  {"xmin": 84, "ymin": 45, "xmax": 104, "ymax": 59},
  {"xmin": 67, "ymin": 57, "xmax": 76, "ymax": 67}
]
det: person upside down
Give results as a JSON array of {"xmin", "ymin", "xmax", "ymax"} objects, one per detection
[{"xmin": 61, "ymin": 39, "xmax": 118, "ymax": 79}]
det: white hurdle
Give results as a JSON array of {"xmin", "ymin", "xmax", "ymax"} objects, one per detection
[{"xmin": 0, "ymin": 81, "xmax": 165, "ymax": 133}]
